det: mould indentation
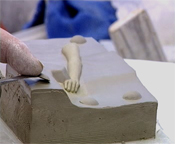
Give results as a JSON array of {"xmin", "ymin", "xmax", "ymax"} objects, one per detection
[
  {"xmin": 79, "ymin": 97, "xmax": 99, "ymax": 106},
  {"xmin": 70, "ymin": 35, "xmax": 87, "ymax": 44},
  {"xmin": 123, "ymin": 91, "xmax": 142, "ymax": 100},
  {"xmin": 52, "ymin": 68, "xmax": 70, "ymax": 83}
]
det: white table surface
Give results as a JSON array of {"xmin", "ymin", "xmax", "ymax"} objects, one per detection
[{"xmin": 125, "ymin": 59, "xmax": 175, "ymax": 143}]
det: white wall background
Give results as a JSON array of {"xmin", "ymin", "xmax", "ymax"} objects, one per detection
[
  {"xmin": 0, "ymin": 0, "xmax": 38, "ymax": 33},
  {"xmin": 1, "ymin": 0, "xmax": 174, "ymax": 48}
]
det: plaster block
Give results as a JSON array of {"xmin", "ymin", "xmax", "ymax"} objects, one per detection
[
  {"xmin": 109, "ymin": 9, "xmax": 167, "ymax": 62},
  {"xmin": 0, "ymin": 38, "xmax": 157, "ymax": 143}
]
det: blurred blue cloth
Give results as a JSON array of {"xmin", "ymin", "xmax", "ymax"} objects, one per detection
[{"xmin": 24, "ymin": 0, "xmax": 117, "ymax": 40}]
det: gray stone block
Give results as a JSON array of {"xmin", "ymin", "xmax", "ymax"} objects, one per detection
[{"xmin": 0, "ymin": 38, "xmax": 157, "ymax": 143}]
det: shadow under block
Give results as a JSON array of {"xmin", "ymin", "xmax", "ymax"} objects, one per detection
[
  {"xmin": 0, "ymin": 38, "xmax": 158, "ymax": 143},
  {"xmin": 109, "ymin": 9, "xmax": 167, "ymax": 62}
]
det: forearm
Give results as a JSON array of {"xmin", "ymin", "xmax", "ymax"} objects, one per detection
[
  {"xmin": 62, "ymin": 43, "xmax": 82, "ymax": 80},
  {"xmin": 67, "ymin": 58, "xmax": 82, "ymax": 81},
  {"xmin": 62, "ymin": 43, "xmax": 82, "ymax": 93}
]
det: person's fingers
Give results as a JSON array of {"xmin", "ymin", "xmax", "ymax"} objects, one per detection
[
  {"xmin": 63, "ymin": 79, "xmax": 80, "ymax": 93},
  {"xmin": 75, "ymin": 82, "xmax": 79, "ymax": 93},
  {"xmin": 67, "ymin": 81, "xmax": 72, "ymax": 92},
  {"xmin": 64, "ymin": 80, "xmax": 68, "ymax": 90},
  {"xmin": 71, "ymin": 81, "xmax": 76, "ymax": 93},
  {"xmin": 0, "ymin": 28, "xmax": 43, "ymax": 76}
]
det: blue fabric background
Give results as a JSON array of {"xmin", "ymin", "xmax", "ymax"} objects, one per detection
[{"xmin": 24, "ymin": 0, "xmax": 117, "ymax": 40}]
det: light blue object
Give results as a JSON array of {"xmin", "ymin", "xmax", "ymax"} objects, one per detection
[{"xmin": 24, "ymin": 0, "xmax": 117, "ymax": 40}]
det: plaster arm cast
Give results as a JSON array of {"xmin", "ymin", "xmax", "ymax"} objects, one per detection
[
  {"xmin": 0, "ymin": 28, "xmax": 43, "ymax": 76},
  {"xmin": 62, "ymin": 43, "xmax": 82, "ymax": 93}
]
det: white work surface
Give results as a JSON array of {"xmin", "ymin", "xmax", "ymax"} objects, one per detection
[
  {"xmin": 125, "ymin": 60, "xmax": 175, "ymax": 144},
  {"xmin": 0, "ymin": 59, "xmax": 174, "ymax": 144}
]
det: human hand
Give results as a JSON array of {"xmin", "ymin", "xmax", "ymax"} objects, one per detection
[
  {"xmin": 64, "ymin": 79, "xmax": 80, "ymax": 93},
  {"xmin": 0, "ymin": 28, "xmax": 43, "ymax": 76}
]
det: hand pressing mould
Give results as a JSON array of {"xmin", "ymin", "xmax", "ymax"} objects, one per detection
[{"xmin": 0, "ymin": 28, "xmax": 43, "ymax": 76}]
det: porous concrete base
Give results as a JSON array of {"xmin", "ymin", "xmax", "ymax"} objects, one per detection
[
  {"xmin": 0, "ymin": 38, "xmax": 157, "ymax": 143},
  {"xmin": 30, "ymin": 89, "xmax": 157, "ymax": 143}
]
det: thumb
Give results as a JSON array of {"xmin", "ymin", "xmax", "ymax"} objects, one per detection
[{"xmin": 0, "ymin": 28, "xmax": 43, "ymax": 76}]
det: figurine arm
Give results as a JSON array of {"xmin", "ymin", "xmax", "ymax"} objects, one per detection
[{"xmin": 62, "ymin": 43, "xmax": 82, "ymax": 93}]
